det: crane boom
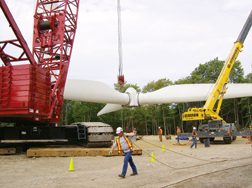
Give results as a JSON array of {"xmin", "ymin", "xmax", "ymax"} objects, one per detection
[
  {"xmin": 182, "ymin": 11, "xmax": 252, "ymax": 122},
  {"xmin": 33, "ymin": 0, "xmax": 80, "ymax": 123},
  {"xmin": 0, "ymin": 0, "xmax": 36, "ymax": 66}
]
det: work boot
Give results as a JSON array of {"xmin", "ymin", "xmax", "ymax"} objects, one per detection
[
  {"xmin": 118, "ymin": 174, "xmax": 125, "ymax": 178},
  {"xmin": 130, "ymin": 172, "xmax": 138, "ymax": 176}
]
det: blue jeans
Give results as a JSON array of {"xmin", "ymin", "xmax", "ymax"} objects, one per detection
[
  {"xmin": 122, "ymin": 151, "xmax": 137, "ymax": 175},
  {"xmin": 190, "ymin": 137, "xmax": 197, "ymax": 148}
]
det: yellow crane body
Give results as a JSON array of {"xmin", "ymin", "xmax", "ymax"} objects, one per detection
[{"xmin": 182, "ymin": 11, "xmax": 252, "ymax": 123}]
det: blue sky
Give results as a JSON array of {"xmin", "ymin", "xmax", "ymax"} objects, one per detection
[{"xmin": 1, "ymin": 0, "xmax": 252, "ymax": 89}]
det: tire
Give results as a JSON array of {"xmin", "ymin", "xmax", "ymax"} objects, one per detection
[
  {"xmin": 232, "ymin": 136, "xmax": 237, "ymax": 140},
  {"xmin": 199, "ymin": 138, "xmax": 204, "ymax": 143},
  {"xmin": 223, "ymin": 137, "xmax": 232, "ymax": 144}
]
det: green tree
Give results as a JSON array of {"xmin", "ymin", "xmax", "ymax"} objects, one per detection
[
  {"xmin": 60, "ymin": 100, "xmax": 75, "ymax": 126},
  {"xmin": 190, "ymin": 58, "xmax": 245, "ymax": 83},
  {"xmin": 142, "ymin": 78, "xmax": 173, "ymax": 93},
  {"xmin": 191, "ymin": 58, "xmax": 222, "ymax": 83},
  {"xmin": 142, "ymin": 78, "xmax": 173, "ymax": 135},
  {"xmin": 114, "ymin": 81, "xmax": 141, "ymax": 93},
  {"xmin": 245, "ymin": 73, "xmax": 252, "ymax": 83},
  {"xmin": 174, "ymin": 76, "xmax": 192, "ymax": 84}
]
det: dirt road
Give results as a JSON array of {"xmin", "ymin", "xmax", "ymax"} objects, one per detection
[{"xmin": 0, "ymin": 136, "xmax": 251, "ymax": 188}]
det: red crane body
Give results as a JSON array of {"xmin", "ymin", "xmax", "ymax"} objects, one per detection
[
  {"xmin": 0, "ymin": 0, "xmax": 79, "ymax": 125},
  {"xmin": 0, "ymin": 1, "xmax": 115, "ymax": 145}
]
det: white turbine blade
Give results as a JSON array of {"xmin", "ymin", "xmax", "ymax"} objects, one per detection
[
  {"xmin": 64, "ymin": 79, "xmax": 129, "ymax": 105},
  {"xmin": 224, "ymin": 83, "xmax": 252, "ymax": 99},
  {"xmin": 139, "ymin": 84, "xmax": 213, "ymax": 105},
  {"xmin": 97, "ymin": 104, "xmax": 123, "ymax": 116},
  {"xmin": 139, "ymin": 83, "xmax": 252, "ymax": 105},
  {"xmin": 65, "ymin": 81, "xmax": 252, "ymax": 116}
]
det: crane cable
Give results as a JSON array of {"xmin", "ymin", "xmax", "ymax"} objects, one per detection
[
  {"xmin": 117, "ymin": 0, "xmax": 123, "ymax": 76},
  {"xmin": 133, "ymin": 140, "xmax": 251, "ymax": 187},
  {"xmin": 133, "ymin": 138, "xmax": 251, "ymax": 170},
  {"xmin": 117, "ymin": 0, "xmax": 124, "ymax": 90}
]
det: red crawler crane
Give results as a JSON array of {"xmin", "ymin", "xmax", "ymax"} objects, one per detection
[
  {"xmin": 0, "ymin": 1, "xmax": 114, "ymax": 145},
  {"xmin": 0, "ymin": 0, "xmax": 79, "ymax": 125}
]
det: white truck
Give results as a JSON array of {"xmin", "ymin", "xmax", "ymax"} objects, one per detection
[{"xmin": 198, "ymin": 120, "xmax": 237, "ymax": 144}]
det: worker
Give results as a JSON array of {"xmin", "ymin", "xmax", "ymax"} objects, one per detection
[
  {"xmin": 177, "ymin": 126, "xmax": 181, "ymax": 144},
  {"xmin": 133, "ymin": 128, "xmax": 137, "ymax": 135},
  {"xmin": 109, "ymin": 127, "xmax": 138, "ymax": 178},
  {"xmin": 190, "ymin": 127, "xmax": 197, "ymax": 148},
  {"xmin": 158, "ymin": 127, "xmax": 163, "ymax": 142}
]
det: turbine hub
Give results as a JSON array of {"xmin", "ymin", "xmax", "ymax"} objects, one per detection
[{"xmin": 125, "ymin": 87, "xmax": 139, "ymax": 107}]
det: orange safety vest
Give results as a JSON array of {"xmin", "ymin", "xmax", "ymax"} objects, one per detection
[
  {"xmin": 158, "ymin": 129, "xmax": 163, "ymax": 135},
  {"xmin": 116, "ymin": 136, "xmax": 133, "ymax": 154},
  {"xmin": 228, "ymin": 129, "xmax": 231, "ymax": 136},
  {"xmin": 177, "ymin": 128, "xmax": 181, "ymax": 134}
]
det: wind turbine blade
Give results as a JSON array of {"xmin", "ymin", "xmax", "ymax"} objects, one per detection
[
  {"xmin": 64, "ymin": 79, "xmax": 129, "ymax": 105},
  {"xmin": 139, "ymin": 84, "xmax": 213, "ymax": 105},
  {"xmin": 97, "ymin": 104, "xmax": 123, "ymax": 116},
  {"xmin": 224, "ymin": 83, "xmax": 252, "ymax": 98},
  {"xmin": 64, "ymin": 80, "xmax": 252, "ymax": 116},
  {"xmin": 139, "ymin": 83, "xmax": 252, "ymax": 105}
]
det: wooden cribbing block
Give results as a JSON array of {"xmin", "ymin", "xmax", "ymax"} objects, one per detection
[
  {"xmin": 0, "ymin": 148, "xmax": 16, "ymax": 155},
  {"xmin": 27, "ymin": 147, "xmax": 142, "ymax": 157}
]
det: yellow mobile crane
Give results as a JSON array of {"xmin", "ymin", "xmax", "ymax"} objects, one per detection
[{"xmin": 181, "ymin": 11, "xmax": 252, "ymax": 144}]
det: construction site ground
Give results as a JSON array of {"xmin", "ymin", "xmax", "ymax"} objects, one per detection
[{"xmin": 0, "ymin": 135, "xmax": 251, "ymax": 188}]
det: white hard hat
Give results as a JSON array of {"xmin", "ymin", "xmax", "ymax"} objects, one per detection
[
  {"xmin": 159, "ymin": 127, "xmax": 161, "ymax": 129},
  {"xmin": 116, "ymin": 127, "xmax": 123, "ymax": 134},
  {"xmin": 193, "ymin": 127, "xmax": 196, "ymax": 130}
]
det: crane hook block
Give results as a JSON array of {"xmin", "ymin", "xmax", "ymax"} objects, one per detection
[{"xmin": 118, "ymin": 75, "xmax": 124, "ymax": 85}]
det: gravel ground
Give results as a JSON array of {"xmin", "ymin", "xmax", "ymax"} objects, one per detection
[{"xmin": 0, "ymin": 135, "xmax": 251, "ymax": 188}]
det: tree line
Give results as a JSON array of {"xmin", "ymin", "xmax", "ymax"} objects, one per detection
[{"xmin": 60, "ymin": 58, "xmax": 252, "ymax": 135}]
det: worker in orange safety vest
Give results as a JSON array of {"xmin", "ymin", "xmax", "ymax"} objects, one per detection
[
  {"xmin": 158, "ymin": 127, "xmax": 163, "ymax": 142},
  {"xmin": 177, "ymin": 126, "xmax": 181, "ymax": 144},
  {"xmin": 190, "ymin": 127, "xmax": 198, "ymax": 149},
  {"xmin": 133, "ymin": 128, "xmax": 137, "ymax": 135},
  {"xmin": 109, "ymin": 127, "xmax": 138, "ymax": 178}
]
